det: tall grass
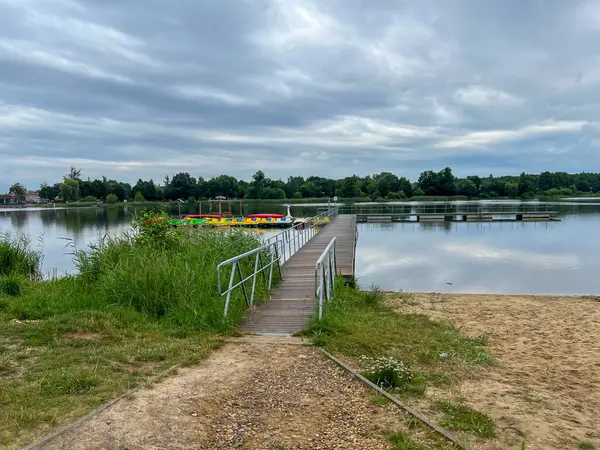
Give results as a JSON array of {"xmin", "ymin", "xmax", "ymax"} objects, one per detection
[
  {"xmin": 0, "ymin": 233, "xmax": 43, "ymax": 279},
  {"xmin": 68, "ymin": 210, "xmax": 272, "ymax": 331},
  {"xmin": 3, "ymin": 210, "xmax": 274, "ymax": 332}
]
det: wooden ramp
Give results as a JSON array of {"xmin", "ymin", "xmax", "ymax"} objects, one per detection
[{"xmin": 242, "ymin": 215, "xmax": 357, "ymax": 335}]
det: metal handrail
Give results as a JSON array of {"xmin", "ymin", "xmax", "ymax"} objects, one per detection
[
  {"xmin": 216, "ymin": 241, "xmax": 281, "ymax": 316},
  {"xmin": 315, "ymin": 237, "xmax": 337, "ymax": 320},
  {"xmin": 216, "ymin": 206, "xmax": 338, "ymax": 317}
]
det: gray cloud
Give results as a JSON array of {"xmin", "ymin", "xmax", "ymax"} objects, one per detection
[{"xmin": 1, "ymin": 0, "xmax": 599, "ymax": 190}]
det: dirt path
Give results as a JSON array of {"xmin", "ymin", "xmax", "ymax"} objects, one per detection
[
  {"xmin": 393, "ymin": 293, "xmax": 600, "ymax": 450},
  {"xmin": 38, "ymin": 336, "xmax": 405, "ymax": 450}
]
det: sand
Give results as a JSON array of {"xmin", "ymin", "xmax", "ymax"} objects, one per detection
[{"xmin": 394, "ymin": 293, "xmax": 600, "ymax": 450}]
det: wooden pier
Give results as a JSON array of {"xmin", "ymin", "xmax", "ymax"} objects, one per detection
[{"xmin": 242, "ymin": 215, "xmax": 357, "ymax": 335}]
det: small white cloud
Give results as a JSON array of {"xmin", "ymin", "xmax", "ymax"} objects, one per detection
[
  {"xmin": 174, "ymin": 85, "xmax": 259, "ymax": 106},
  {"xmin": 454, "ymin": 85, "xmax": 523, "ymax": 107}
]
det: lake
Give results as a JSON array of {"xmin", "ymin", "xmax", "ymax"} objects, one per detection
[{"xmin": 1, "ymin": 201, "xmax": 599, "ymax": 295}]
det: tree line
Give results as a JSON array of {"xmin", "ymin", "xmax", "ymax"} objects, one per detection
[{"xmin": 16, "ymin": 167, "xmax": 600, "ymax": 203}]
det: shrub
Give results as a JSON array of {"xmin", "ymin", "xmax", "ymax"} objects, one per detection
[
  {"xmin": 106, "ymin": 194, "xmax": 119, "ymax": 204},
  {"xmin": 134, "ymin": 210, "xmax": 182, "ymax": 249},
  {"xmin": 134, "ymin": 192, "xmax": 144, "ymax": 202},
  {"xmin": 80, "ymin": 196, "xmax": 97, "ymax": 203},
  {"xmin": 359, "ymin": 355, "xmax": 414, "ymax": 389}
]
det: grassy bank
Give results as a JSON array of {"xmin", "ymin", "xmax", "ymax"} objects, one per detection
[
  {"xmin": 0, "ymin": 212, "xmax": 273, "ymax": 449},
  {"xmin": 307, "ymin": 283, "xmax": 496, "ymax": 448}
]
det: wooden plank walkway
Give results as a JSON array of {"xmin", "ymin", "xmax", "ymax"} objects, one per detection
[{"xmin": 242, "ymin": 215, "xmax": 357, "ymax": 335}]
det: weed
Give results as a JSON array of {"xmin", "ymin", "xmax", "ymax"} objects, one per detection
[
  {"xmin": 360, "ymin": 355, "xmax": 414, "ymax": 389},
  {"xmin": 436, "ymin": 399, "xmax": 496, "ymax": 438},
  {"xmin": 387, "ymin": 430, "xmax": 428, "ymax": 450},
  {"xmin": 371, "ymin": 393, "xmax": 391, "ymax": 405},
  {"xmin": 579, "ymin": 441, "xmax": 596, "ymax": 449},
  {"xmin": 406, "ymin": 418, "xmax": 421, "ymax": 429}
]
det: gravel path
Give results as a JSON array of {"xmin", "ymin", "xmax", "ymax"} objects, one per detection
[{"xmin": 39, "ymin": 336, "xmax": 403, "ymax": 449}]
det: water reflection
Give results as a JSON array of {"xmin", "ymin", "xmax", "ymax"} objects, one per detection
[{"xmin": 356, "ymin": 215, "xmax": 600, "ymax": 295}]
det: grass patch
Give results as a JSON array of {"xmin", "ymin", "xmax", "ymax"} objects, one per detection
[
  {"xmin": 0, "ymin": 275, "xmax": 22, "ymax": 296},
  {"xmin": 308, "ymin": 282, "xmax": 493, "ymax": 388},
  {"xmin": 436, "ymin": 399, "xmax": 496, "ymax": 438},
  {"xmin": 580, "ymin": 441, "xmax": 596, "ymax": 449},
  {"xmin": 0, "ymin": 210, "xmax": 275, "ymax": 449},
  {"xmin": 387, "ymin": 430, "xmax": 428, "ymax": 450},
  {"xmin": 307, "ymin": 283, "xmax": 495, "ymax": 445},
  {"xmin": 371, "ymin": 393, "xmax": 391, "ymax": 405}
]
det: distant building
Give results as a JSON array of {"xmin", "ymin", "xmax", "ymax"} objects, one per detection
[
  {"xmin": 0, "ymin": 194, "xmax": 26, "ymax": 205},
  {"xmin": 25, "ymin": 190, "xmax": 41, "ymax": 204}
]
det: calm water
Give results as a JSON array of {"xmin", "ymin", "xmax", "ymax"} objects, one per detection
[
  {"xmin": 355, "ymin": 201, "xmax": 600, "ymax": 295},
  {"xmin": 2, "ymin": 201, "xmax": 600, "ymax": 295}
]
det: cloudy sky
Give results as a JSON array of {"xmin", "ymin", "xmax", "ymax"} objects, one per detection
[{"xmin": 1, "ymin": 0, "xmax": 600, "ymax": 191}]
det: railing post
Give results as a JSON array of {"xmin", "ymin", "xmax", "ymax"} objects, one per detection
[
  {"xmin": 250, "ymin": 251, "xmax": 260, "ymax": 306},
  {"xmin": 267, "ymin": 245, "xmax": 275, "ymax": 290},
  {"xmin": 224, "ymin": 260, "xmax": 237, "ymax": 317},
  {"xmin": 318, "ymin": 264, "xmax": 324, "ymax": 320}
]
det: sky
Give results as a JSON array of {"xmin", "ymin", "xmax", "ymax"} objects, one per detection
[{"xmin": 1, "ymin": 0, "xmax": 600, "ymax": 192}]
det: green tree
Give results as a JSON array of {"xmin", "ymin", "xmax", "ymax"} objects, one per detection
[
  {"xmin": 106, "ymin": 193, "xmax": 119, "ymax": 204},
  {"xmin": 466, "ymin": 176, "xmax": 482, "ymax": 196},
  {"xmin": 67, "ymin": 167, "xmax": 82, "ymax": 180},
  {"xmin": 59, "ymin": 178, "xmax": 80, "ymax": 202},
  {"xmin": 300, "ymin": 181, "xmax": 319, "ymax": 198},
  {"xmin": 438, "ymin": 167, "xmax": 456, "ymax": 195},
  {"xmin": 134, "ymin": 192, "xmax": 145, "ymax": 202},
  {"xmin": 250, "ymin": 170, "xmax": 266, "ymax": 199},
  {"xmin": 337, "ymin": 176, "xmax": 361, "ymax": 198},
  {"xmin": 518, "ymin": 173, "xmax": 537, "ymax": 198},
  {"xmin": 39, "ymin": 182, "xmax": 60, "ymax": 201},
  {"xmin": 417, "ymin": 170, "xmax": 439, "ymax": 195},
  {"xmin": 166, "ymin": 173, "xmax": 196, "ymax": 200},
  {"xmin": 9, "ymin": 183, "xmax": 26, "ymax": 196},
  {"xmin": 458, "ymin": 179, "xmax": 478, "ymax": 198},
  {"xmin": 398, "ymin": 177, "xmax": 413, "ymax": 197},
  {"xmin": 374, "ymin": 172, "xmax": 400, "ymax": 197},
  {"xmin": 505, "ymin": 181, "xmax": 518, "ymax": 198}
]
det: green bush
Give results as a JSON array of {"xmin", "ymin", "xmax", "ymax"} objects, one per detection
[
  {"xmin": 134, "ymin": 192, "xmax": 144, "ymax": 202},
  {"xmin": 0, "ymin": 233, "xmax": 42, "ymax": 279},
  {"xmin": 106, "ymin": 193, "xmax": 119, "ymax": 204},
  {"xmin": 80, "ymin": 196, "xmax": 97, "ymax": 203}
]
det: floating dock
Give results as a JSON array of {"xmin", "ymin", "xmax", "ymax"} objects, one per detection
[{"xmin": 358, "ymin": 211, "xmax": 559, "ymax": 223}]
